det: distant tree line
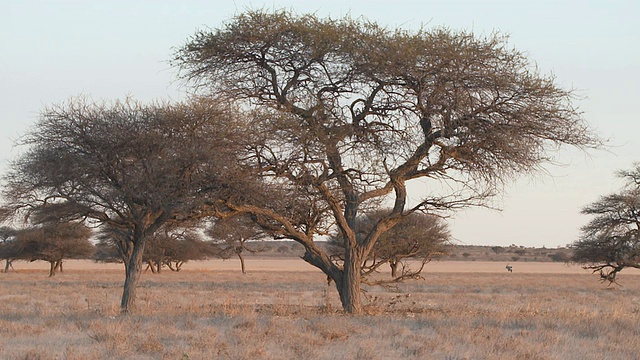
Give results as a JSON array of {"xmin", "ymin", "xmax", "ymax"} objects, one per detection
[{"xmin": 0, "ymin": 216, "xmax": 271, "ymax": 277}]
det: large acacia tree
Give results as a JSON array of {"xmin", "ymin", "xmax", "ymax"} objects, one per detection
[
  {"xmin": 572, "ymin": 165, "xmax": 640, "ymax": 283},
  {"xmin": 174, "ymin": 10, "xmax": 599, "ymax": 313},
  {"xmin": 3, "ymin": 97, "xmax": 243, "ymax": 313}
]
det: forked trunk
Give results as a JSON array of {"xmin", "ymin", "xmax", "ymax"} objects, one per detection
[
  {"xmin": 54, "ymin": 260, "xmax": 63, "ymax": 273},
  {"xmin": 121, "ymin": 240, "xmax": 146, "ymax": 315},
  {"xmin": 146, "ymin": 260, "xmax": 156, "ymax": 273},
  {"xmin": 4, "ymin": 259, "xmax": 12, "ymax": 273}
]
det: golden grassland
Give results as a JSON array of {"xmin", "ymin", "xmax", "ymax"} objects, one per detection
[{"xmin": 1, "ymin": 259, "xmax": 639, "ymax": 359}]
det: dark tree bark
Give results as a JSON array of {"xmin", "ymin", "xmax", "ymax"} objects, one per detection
[
  {"xmin": 121, "ymin": 239, "xmax": 146, "ymax": 314},
  {"xmin": 338, "ymin": 249, "xmax": 363, "ymax": 314},
  {"xmin": 54, "ymin": 259, "xmax": 63, "ymax": 273},
  {"xmin": 48, "ymin": 261, "xmax": 56, "ymax": 277},
  {"xmin": 237, "ymin": 251, "xmax": 246, "ymax": 275},
  {"xmin": 390, "ymin": 260, "xmax": 399, "ymax": 279},
  {"xmin": 4, "ymin": 259, "xmax": 12, "ymax": 273}
]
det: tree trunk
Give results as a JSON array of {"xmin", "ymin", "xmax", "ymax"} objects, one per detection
[
  {"xmin": 337, "ymin": 249, "xmax": 363, "ymax": 314},
  {"xmin": 48, "ymin": 261, "xmax": 56, "ymax": 277},
  {"xmin": 4, "ymin": 259, "xmax": 11, "ymax": 273},
  {"xmin": 121, "ymin": 239, "xmax": 146, "ymax": 315},
  {"xmin": 390, "ymin": 260, "xmax": 398, "ymax": 278},
  {"xmin": 54, "ymin": 260, "xmax": 63, "ymax": 273},
  {"xmin": 155, "ymin": 260, "xmax": 162, "ymax": 274},
  {"xmin": 237, "ymin": 252, "xmax": 246, "ymax": 274}
]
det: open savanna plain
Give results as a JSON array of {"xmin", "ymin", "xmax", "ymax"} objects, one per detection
[{"xmin": 1, "ymin": 259, "xmax": 639, "ymax": 360}]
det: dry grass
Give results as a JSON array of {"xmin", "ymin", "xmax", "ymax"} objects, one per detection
[{"xmin": 0, "ymin": 261, "xmax": 639, "ymax": 359}]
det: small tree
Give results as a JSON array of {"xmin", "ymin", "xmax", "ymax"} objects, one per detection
[
  {"xmin": 206, "ymin": 215, "xmax": 265, "ymax": 274},
  {"xmin": 2, "ymin": 97, "xmax": 243, "ymax": 313},
  {"xmin": 572, "ymin": 164, "xmax": 640, "ymax": 283},
  {"xmin": 329, "ymin": 210, "xmax": 450, "ymax": 281},
  {"xmin": 163, "ymin": 236, "xmax": 217, "ymax": 272},
  {"xmin": 144, "ymin": 229, "xmax": 216, "ymax": 273},
  {"xmin": 0, "ymin": 226, "xmax": 18, "ymax": 272},
  {"xmin": 13, "ymin": 221, "xmax": 93, "ymax": 276},
  {"xmin": 373, "ymin": 212, "xmax": 450, "ymax": 279},
  {"xmin": 548, "ymin": 250, "xmax": 572, "ymax": 262},
  {"xmin": 491, "ymin": 246, "xmax": 505, "ymax": 254}
]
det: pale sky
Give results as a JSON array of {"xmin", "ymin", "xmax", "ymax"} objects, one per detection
[{"xmin": 1, "ymin": 1, "xmax": 639, "ymax": 247}]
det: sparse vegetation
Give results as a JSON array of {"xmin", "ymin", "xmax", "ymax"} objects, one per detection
[
  {"xmin": 0, "ymin": 262, "xmax": 638, "ymax": 359},
  {"xmin": 444, "ymin": 245, "xmax": 571, "ymax": 262}
]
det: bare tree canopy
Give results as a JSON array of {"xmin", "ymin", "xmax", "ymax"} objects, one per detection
[
  {"xmin": 572, "ymin": 164, "xmax": 640, "ymax": 283},
  {"xmin": 174, "ymin": 10, "xmax": 599, "ymax": 314},
  {"xmin": 2, "ymin": 97, "xmax": 243, "ymax": 313}
]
